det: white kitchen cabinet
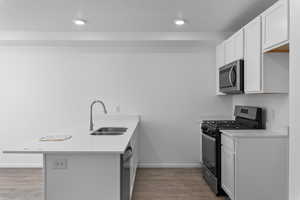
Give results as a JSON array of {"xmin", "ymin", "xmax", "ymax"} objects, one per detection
[
  {"xmin": 130, "ymin": 127, "xmax": 139, "ymax": 197},
  {"xmin": 234, "ymin": 30, "xmax": 244, "ymax": 61},
  {"xmin": 244, "ymin": 16, "xmax": 289, "ymax": 94},
  {"xmin": 221, "ymin": 132, "xmax": 288, "ymax": 200},
  {"xmin": 224, "ymin": 30, "xmax": 244, "ymax": 64},
  {"xmin": 244, "ymin": 16, "xmax": 262, "ymax": 93},
  {"xmin": 221, "ymin": 146, "xmax": 235, "ymax": 200},
  {"xmin": 215, "ymin": 0, "xmax": 289, "ymax": 95},
  {"xmin": 261, "ymin": 0, "xmax": 289, "ymax": 51},
  {"xmin": 216, "ymin": 42, "xmax": 225, "ymax": 95},
  {"xmin": 216, "ymin": 29, "xmax": 244, "ymax": 95},
  {"xmin": 216, "ymin": 42, "xmax": 225, "ymax": 68},
  {"xmin": 225, "ymin": 37, "xmax": 235, "ymax": 64}
]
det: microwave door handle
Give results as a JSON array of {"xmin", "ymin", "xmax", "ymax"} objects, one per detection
[{"xmin": 229, "ymin": 67, "xmax": 234, "ymax": 87}]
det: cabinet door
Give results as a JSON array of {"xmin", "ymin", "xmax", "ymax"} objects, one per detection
[
  {"xmin": 262, "ymin": 0, "xmax": 288, "ymax": 50},
  {"xmin": 216, "ymin": 43, "xmax": 225, "ymax": 95},
  {"xmin": 234, "ymin": 30, "xmax": 244, "ymax": 60},
  {"xmin": 224, "ymin": 38, "xmax": 235, "ymax": 64},
  {"xmin": 132, "ymin": 132, "xmax": 138, "ymax": 177},
  {"xmin": 216, "ymin": 43, "xmax": 225, "ymax": 68},
  {"xmin": 129, "ymin": 130, "xmax": 138, "ymax": 198},
  {"xmin": 244, "ymin": 16, "xmax": 262, "ymax": 93},
  {"xmin": 221, "ymin": 146, "xmax": 235, "ymax": 200}
]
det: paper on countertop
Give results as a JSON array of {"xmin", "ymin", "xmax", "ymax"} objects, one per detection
[{"xmin": 40, "ymin": 135, "xmax": 72, "ymax": 142}]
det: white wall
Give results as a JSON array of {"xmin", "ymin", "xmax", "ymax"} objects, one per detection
[
  {"xmin": 290, "ymin": 0, "xmax": 300, "ymax": 199},
  {"xmin": 232, "ymin": 94, "xmax": 289, "ymax": 130},
  {"xmin": 0, "ymin": 42, "xmax": 233, "ymax": 167}
]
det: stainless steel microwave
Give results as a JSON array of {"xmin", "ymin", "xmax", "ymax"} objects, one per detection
[{"xmin": 219, "ymin": 60, "xmax": 244, "ymax": 94}]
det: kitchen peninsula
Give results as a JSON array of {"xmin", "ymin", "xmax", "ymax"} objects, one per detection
[{"xmin": 3, "ymin": 115, "xmax": 140, "ymax": 200}]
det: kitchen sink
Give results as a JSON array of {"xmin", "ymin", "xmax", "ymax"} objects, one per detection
[{"xmin": 90, "ymin": 127, "xmax": 127, "ymax": 136}]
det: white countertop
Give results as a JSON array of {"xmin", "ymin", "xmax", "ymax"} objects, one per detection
[
  {"xmin": 221, "ymin": 129, "xmax": 289, "ymax": 138},
  {"xmin": 3, "ymin": 115, "xmax": 140, "ymax": 154}
]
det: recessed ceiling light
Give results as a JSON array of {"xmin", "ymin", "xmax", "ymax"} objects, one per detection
[
  {"xmin": 174, "ymin": 19, "xmax": 186, "ymax": 26},
  {"xmin": 73, "ymin": 19, "xmax": 87, "ymax": 26}
]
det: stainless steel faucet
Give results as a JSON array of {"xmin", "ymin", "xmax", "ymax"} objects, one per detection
[{"xmin": 89, "ymin": 100, "xmax": 108, "ymax": 131}]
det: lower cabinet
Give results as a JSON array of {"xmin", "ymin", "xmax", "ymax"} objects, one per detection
[
  {"xmin": 221, "ymin": 134, "xmax": 288, "ymax": 200},
  {"xmin": 221, "ymin": 146, "xmax": 235, "ymax": 200},
  {"xmin": 129, "ymin": 129, "xmax": 138, "ymax": 197},
  {"xmin": 121, "ymin": 128, "xmax": 139, "ymax": 200}
]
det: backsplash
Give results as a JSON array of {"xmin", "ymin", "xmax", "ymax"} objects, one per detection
[{"xmin": 232, "ymin": 94, "xmax": 289, "ymax": 131}]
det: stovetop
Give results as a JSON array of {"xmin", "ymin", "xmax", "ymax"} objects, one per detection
[
  {"xmin": 202, "ymin": 120, "xmax": 251, "ymax": 129},
  {"xmin": 201, "ymin": 106, "xmax": 263, "ymax": 138},
  {"xmin": 201, "ymin": 120, "xmax": 256, "ymax": 138}
]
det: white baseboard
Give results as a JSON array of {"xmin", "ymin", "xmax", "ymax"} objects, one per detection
[
  {"xmin": 138, "ymin": 162, "xmax": 202, "ymax": 168},
  {"xmin": 0, "ymin": 163, "xmax": 43, "ymax": 168},
  {"xmin": 0, "ymin": 162, "xmax": 201, "ymax": 169}
]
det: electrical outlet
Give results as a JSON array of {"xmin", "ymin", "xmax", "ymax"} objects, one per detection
[
  {"xmin": 53, "ymin": 159, "xmax": 68, "ymax": 169},
  {"xmin": 116, "ymin": 105, "xmax": 121, "ymax": 113},
  {"xmin": 271, "ymin": 109, "xmax": 276, "ymax": 121}
]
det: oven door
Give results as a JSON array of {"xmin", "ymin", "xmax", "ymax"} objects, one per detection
[{"xmin": 202, "ymin": 133, "xmax": 217, "ymax": 176}]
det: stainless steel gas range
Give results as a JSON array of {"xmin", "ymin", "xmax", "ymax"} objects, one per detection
[{"xmin": 201, "ymin": 105, "xmax": 264, "ymax": 196}]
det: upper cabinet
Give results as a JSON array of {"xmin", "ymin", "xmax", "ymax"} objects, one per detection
[
  {"xmin": 216, "ymin": 42, "xmax": 225, "ymax": 68},
  {"xmin": 224, "ymin": 30, "xmax": 244, "ymax": 64},
  {"xmin": 261, "ymin": 0, "xmax": 289, "ymax": 51},
  {"xmin": 216, "ymin": 42, "xmax": 225, "ymax": 95},
  {"xmin": 244, "ymin": 16, "xmax": 289, "ymax": 94},
  {"xmin": 244, "ymin": 17, "xmax": 262, "ymax": 93},
  {"xmin": 215, "ymin": 0, "xmax": 289, "ymax": 95},
  {"xmin": 224, "ymin": 37, "xmax": 235, "ymax": 64},
  {"xmin": 235, "ymin": 30, "xmax": 244, "ymax": 61}
]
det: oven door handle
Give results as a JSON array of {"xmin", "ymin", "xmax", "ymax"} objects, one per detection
[{"xmin": 202, "ymin": 133, "xmax": 216, "ymax": 142}]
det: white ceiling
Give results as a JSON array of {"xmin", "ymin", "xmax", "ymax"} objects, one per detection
[{"xmin": 0, "ymin": 0, "xmax": 277, "ymax": 32}]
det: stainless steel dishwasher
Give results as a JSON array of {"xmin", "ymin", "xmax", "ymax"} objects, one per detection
[{"xmin": 120, "ymin": 146, "xmax": 133, "ymax": 200}]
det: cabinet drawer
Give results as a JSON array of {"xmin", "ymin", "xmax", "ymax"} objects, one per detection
[{"xmin": 221, "ymin": 134, "xmax": 235, "ymax": 151}]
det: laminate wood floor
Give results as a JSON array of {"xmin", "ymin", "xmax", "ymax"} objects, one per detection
[
  {"xmin": 0, "ymin": 169, "xmax": 43, "ymax": 200},
  {"xmin": 0, "ymin": 168, "xmax": 224, "ymax": 200},
  {"xmin": 132, "ymin": 168, "xmax": 224, "ymax": 200}
]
